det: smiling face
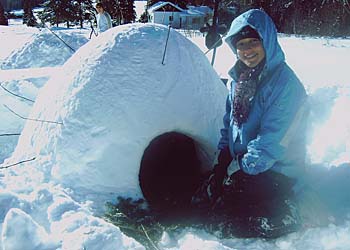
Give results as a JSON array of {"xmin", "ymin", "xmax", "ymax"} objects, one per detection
[{"xmin": 236, "ymin": 38, "xmax": 265, "ymax": 68}]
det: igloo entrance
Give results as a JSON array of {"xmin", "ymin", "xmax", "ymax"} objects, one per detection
[{"xmin": 139, "ymin": 132, "xmax": 202, "ymax": 212}]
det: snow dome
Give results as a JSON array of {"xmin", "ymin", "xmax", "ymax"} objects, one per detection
[
  {"xmin": 1, "ymin": 28, "xmax": 88, "ymax": 70},
  {"xmin": 8, "ymin": 23, "xmax": 227, "ymax": 205}
]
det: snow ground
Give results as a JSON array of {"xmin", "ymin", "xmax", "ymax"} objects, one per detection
[{"xmin": 0, "ymin": 17, "xmax": 350, "ymax": 250}]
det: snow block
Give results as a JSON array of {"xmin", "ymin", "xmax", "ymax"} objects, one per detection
[
  {"xmin": 2, "ymin": 29, "xmax": 88, "ymax": 70},
  {"xmin": 51, "ymin": 212, "xmax": 145, "ymax": 250},
  {"xmin": 1, "ymin": 208, "xmax": 57, "ymax": 250},
  {"xmin": 0, "ymin": 191, "xmax": 31, "ymax": 223},
  {"xmin": 10, "ymin": 23, "xmax": 227, "ymax": 204}
]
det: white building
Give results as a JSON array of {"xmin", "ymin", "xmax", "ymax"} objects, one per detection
[{"xmin": 148, "ymin": 1, "xmax": 213, "ymax": 30}]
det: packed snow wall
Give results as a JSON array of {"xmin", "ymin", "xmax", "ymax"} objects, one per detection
[
  {"xmin": 7, "ymin": 23, "xmax": 227, "ymax": 203},
  {"xmin": 0, "ymin": 28, "xmax": 89, "ymax": 164},
  {"xmin": 2, "ymin": 28, "xmax": 88, "ymax": 70}
]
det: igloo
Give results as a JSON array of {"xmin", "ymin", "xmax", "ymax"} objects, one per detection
[{"xmin": 9, "ymin": 23, "xmax": 227, "ymax": 206}]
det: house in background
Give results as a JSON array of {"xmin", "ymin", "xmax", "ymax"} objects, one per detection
[{"xmin": 148, "ymin": 1, "xmax": 213, "ymax": 30}]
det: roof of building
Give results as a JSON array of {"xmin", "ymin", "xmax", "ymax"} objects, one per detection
[
  {"xmin": 148, "ymin": 2, "xmax": 213, "ymax": 16},
  {"xmin": 187, "ymin": 5, "xmax": 213, "ymax": 15},
  {"xmin": 148, "ymin": 1, "xmax": 184, "ymax": 13}
]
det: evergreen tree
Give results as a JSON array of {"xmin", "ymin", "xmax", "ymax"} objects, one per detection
[
  {"xmin": 119, "ymin": 0, "xmax": 127, "ymax": 24},
  {"xmin": 23, "ymin": 0, "xmax": 38, "ymax": 26},
  {"xmin": 139, "ymin": 9, "xmax": 148, "ymax": 23},
  {"xmin": 171, "ymin": 1, "xmax": 189, "ymax": 9},
  {"xmin": 217, "ymin": 1, "xmax": 239, "ymax": 27},
  {"xmin": 144, "ymin": 0, "xmax": 350, "ymax": 36},
  {"xmin": 247, "ymin": 0, "xmax": 350, "ymax": 36},
  {"xmin": 101, "ymin": 0, "xmax": 122, "ymax": 25},
  {"xmin": 39, "ymin": 0, "xmax": 75, "ymax": 27},
  {"xmin": 198, "ymin": 0, "xmax": 215, "ymax": 8},
  {"xmin": 146, "ymin": 0, "xmax": 158, "ymax": 9},
  {"xmin": 99, "ymin": 0, "xmax": 136, "ymax": 26},
  {"xmin": 71, "ymin": 0, "xmax": 94, "ymax": 28},
  {"xmin": 120, "ymin": 0, "xmax": 136, "ymax": 24},
  {"xmin": 0, "ymin": 2, "xmax": 8, "ymax": 26}
]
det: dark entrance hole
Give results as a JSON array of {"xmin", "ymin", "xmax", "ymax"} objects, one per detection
[{"xmin": 139, "ymin": 132, "xmax": 201, "ymax": 213}]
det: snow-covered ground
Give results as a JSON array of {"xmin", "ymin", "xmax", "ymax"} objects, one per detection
[{"xmin": 0, "ymin": 16, "xmax": 350, "ymax": 249}]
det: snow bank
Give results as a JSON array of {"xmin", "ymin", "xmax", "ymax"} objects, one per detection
[
  {"xmin": 2, "ymin": 208, "xmax": 56, "ymax": 250},
  {"xmin": 0, "ymin": 25, "xmax": 38, "ymax": 64},
  {"xmin": 0, "ymin": 28, "xmax": 89, "ymax": 164},
  {"xmin": 5, "ymin": 23, "xmax": 226, "ymax": 203},
  {"xmin": 0, "ymin": 79, "xmax": 37, "ymax": 164},
  {"xmin": 2, "ymin": 28, "xmax": 89, "ymax": 70},
  {"xmin": 0, "ymin": 185, "xmax": 145, "ymax": 249}
]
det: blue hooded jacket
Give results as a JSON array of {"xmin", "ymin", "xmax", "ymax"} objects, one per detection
[{"xmin": 218, "ymin": 9, "xmax": 309, "ymax": 180}]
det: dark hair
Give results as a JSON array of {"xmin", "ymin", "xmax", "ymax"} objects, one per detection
[
  {"xmin": 95, "ymin": 2, "xmax": 103, "ymax": 9},
  {"xmin": 231, "ymin": 26, "xmax": 260, "ymax": 47}
]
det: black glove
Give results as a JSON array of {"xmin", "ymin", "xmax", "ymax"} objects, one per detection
[{"xmin": 208, "ymin": 147, "xmax": 233, "ymax": 203}]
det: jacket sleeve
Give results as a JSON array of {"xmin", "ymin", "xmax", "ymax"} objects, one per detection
[
  {"xmin": 217, "ymin": 95, "xmax": 231, "ymax": 150},
  {"xmin": 241, "ymin": 79, "xmax": 307, "ymax": 175},
  {"xmin": 106, "ymin": 13, "xmax": 112, "ymax": 28}
]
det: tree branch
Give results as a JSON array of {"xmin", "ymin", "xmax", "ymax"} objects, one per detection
[
  {"xmin": 0, "ymin": 133, "xmax": 21, "ymax": 137},
  {"xmin": 140, "ymin": 224, "xmax": 161, "ymax": 250},
  {"xmin": 0, "ymin": 157, "xmax": 36, "ymax": 169},
  {"xmin": 0, "ymin": 83, "xmax": 35, "ymax": 103},
  {"xmin": 3, "ymin": 104, "xmax": 63, "ymax": 125}
]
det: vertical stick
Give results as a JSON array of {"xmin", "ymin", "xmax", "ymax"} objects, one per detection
[
  {"xmin": 210, "ymin": 0, "xmax": 220, "ymax": 66},
  {"xmin": 211, "ymin": 47, "xmax": 217, "ymax": 66},
  {"xmin": 161, "ymin": 25, "xmax": 171, "ymax": 65}
]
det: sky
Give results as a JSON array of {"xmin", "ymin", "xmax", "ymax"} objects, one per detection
[{"xmin": 0, "ymin": 14, "xmax": 350, "ymax": 250}]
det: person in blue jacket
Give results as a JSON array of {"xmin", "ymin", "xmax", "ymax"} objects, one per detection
[
  {"xmin": 204, "ymin": 9, "xmax": 309, "ymax": 237},
  {"xmin": 95, "ymin": 3, "xmax": 112, "ymax": 33}
]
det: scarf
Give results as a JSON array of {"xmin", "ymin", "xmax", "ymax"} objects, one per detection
[{"xmin": 233, "ymin": 60, "xmax": 265, "ymax": 126}]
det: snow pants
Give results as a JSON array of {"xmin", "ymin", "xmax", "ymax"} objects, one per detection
[{"xmin": 192, "ymin": 169, "xmax": 301, "ymax": 238}]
